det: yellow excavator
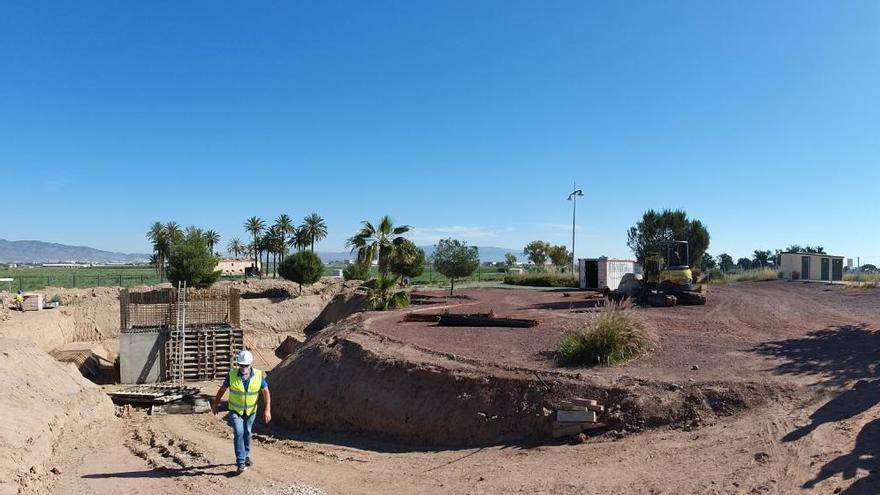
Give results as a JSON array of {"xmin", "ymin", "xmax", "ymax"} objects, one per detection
[
  {"xmin": 609, "ymin": 240, "xmax": 706, "ymax": 306},
  {"xmin": 642, "ymin": 241, "xmax": 706, "ymax": 306}
]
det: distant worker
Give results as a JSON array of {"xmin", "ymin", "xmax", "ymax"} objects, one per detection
[
  {"xmin": 13, "ymin": 290, "xmax": 23, "ymax": 311},
  {"xmin": 211, "ymin": 350, "xmax": 271, "ymax": 474}
]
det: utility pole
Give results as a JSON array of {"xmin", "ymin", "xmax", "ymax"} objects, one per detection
[{"xmin": 567, "ymin": 185, "xmax": 584, "ymax": 273}]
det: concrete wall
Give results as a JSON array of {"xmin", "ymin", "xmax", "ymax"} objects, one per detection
[
  {"xmin": 119, "ymin": 330, "xmax": 165, "ymax": 384},
  {"xmin": 780, "ymin": 253, "xmax": 844, "ymax": 281},
  {"xmin": 218, "ymin": 259, "xmax": 259, "ymax": 275}
]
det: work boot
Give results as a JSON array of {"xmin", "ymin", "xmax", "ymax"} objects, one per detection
[
  {"xmin": 245, "ymin": 456, "xmax": 252, "ymax": 467},
  {"xmin": 236, "ymin": 464, "xmax": 247, "ymax": 474}
]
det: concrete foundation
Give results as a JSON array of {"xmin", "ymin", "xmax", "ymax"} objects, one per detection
[{"xmin": 120, "ymin": 330, "xmax": 165, "ymax": 384}]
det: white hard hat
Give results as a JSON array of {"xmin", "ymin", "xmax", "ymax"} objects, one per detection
[{"xmin": 235, "ymin": 350, "xmax": 254, "ymax": 366}]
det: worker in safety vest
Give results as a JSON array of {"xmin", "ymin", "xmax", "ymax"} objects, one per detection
[{"xmin": 211, "ymin": 350, "xmax": 271, "ymax": 474}]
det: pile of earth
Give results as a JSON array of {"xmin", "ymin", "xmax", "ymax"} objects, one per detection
[
  {"xmin": 269, "ymin": 316, "xmax": 789, "ymax": 447},
  {"xmin": 0, "ymin": 338, "xmax": 115, "ymax": 493}
]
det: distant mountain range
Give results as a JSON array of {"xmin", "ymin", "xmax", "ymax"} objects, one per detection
[
  {"xmin": 317, "ymin": 245, "xmax": 520, "ymax": 264},
  {"xmin": 0, "ymin": 239, "xmax": 150, "ymax": 264}
]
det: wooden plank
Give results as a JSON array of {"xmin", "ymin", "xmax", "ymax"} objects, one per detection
[
  {"xmin": 557, "ymin": 410, "xmax": 597, "ymax": 423},
  {"xmin": 570, "ymin": 397, "xmax": 598, "ymax": 407},
  {"xmin": 552, "ymin": 424, "xmax": 582, "ymax": 438}
]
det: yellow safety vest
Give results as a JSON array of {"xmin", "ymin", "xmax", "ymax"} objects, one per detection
[{"xmin": 227, "ymin": 368, "xmax": 263, "ymax": 416}]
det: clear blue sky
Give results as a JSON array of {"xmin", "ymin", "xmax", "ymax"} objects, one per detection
[{"xmin": 2, "ymin": 1, "xmax": 878, "ymax": 262}]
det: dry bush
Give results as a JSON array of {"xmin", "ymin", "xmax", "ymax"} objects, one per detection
[{"xmin": 557, "ymin": 300, "xmax": 654, "ymax": 366}]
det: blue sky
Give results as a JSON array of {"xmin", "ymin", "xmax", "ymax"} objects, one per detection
[{"xmin": 1, "ymin": 1, "xmax": 878, "ymax": 262}]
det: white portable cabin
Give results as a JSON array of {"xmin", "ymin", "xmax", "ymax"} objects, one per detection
[
  {"xmin": 578, "ymin": 258, "xmax": 638, "ymax": 290},
  {"xmin": 780, "ymin": 252, "xmax": 844, "ymax": 282}
]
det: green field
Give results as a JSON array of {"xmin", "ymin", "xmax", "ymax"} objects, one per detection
[{"xmin": 0, "ymin": 263, "xmax": 513, "ymax": 291}]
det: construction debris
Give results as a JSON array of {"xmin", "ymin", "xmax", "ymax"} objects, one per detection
[
  {"xmin": 150, "ymin": 397, "xmax": 211, "ymax": 415},
  {"xmin": 552, "ymin": 397, "xmax": 605, "ymax": 438},
  {"xmin": 108, "ymin": 384, "xmax": 200, "ymax": 405},
  {"xmin": 21, "ymin": 293, "xmax": 44, "ymax": 311}
]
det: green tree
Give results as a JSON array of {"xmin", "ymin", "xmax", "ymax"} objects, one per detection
[
  {"xmin": 432, "ymin": 238, "xmax": 479, "ymax": 295},
  {"xmin": 346, "ymin": 215, "xmax": 411, "ymax": 277},
  {"xmin": 244, "ymin": 216, "xmax": 266, "ymax": 277},
  {"xmin": 265, "ymin": 225, "xmax": 286, "ymax": 278},
  {"xmin": 302, "ymin": 213, "xmax": 328, "ymax": 252},
  {"xmin": 388, "ymin": 239, "xmax": 425, "ymax": 279},
  {"xmin": 700, "ymin": 252, "xmax": 717, "ymax": 271},
  {"xmin": 547, "ymin": 245, "xmax": 572, "ymax": 271},
  {"xmin": 523, "ymin": 240, "xmax": 550, "ymax": 268},
  {"xmin": 737, "ymin": 257, "xmax": 752, "ymax": 271},
  {"xmin": 365, "ymin": 276, "xmax": 410, "ymax": 310},
  {"xmin": 278, "ymin": 251, "xmax": 325, "ymax": 295},
  {"xmin": 226, "ymin": 238, "xmax": 245, "ymax": 258},
  {"xmin": 204, "ymin": 230, "xmax": 220, "ymax": 255},
  {"xmin": 165, "ymin": 228, "xmax": 222, "ymax": 288},
  {"xmin": 342, "ymin": 261, "xmax": 371, "ymax": 281},
  {"xmin": 504, "ymin": 252, "xmax": 517, "ymax": 267},
  {"xmin": 274, "ymin": 214, "xmax": 296, "ymax": 263},
  {"xmin": 752, "ymin": 250, "xmax": 771, "ymax": 269},
  {"xmin": 716, "ymin": 253, "xmax": 735, "ymax": 272},
  {"xmin": 626, "ymin": 209, "xmax": 710, "ymax": 271},
  {"xmin": 146, "ymin": 221, "xmax": 184, "ymax": 279}
]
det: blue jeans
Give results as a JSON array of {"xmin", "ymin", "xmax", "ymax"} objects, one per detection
[{"xmin": 228, "ymin": 411, "xmax": 257, "ymax": 465}]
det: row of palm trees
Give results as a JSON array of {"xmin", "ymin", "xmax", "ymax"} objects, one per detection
[
  {"xmin": 237, "ymin": 213, "xmax": 328, "ymax": 278},
  {"xmin": 147, "ymin": 222, "xmax": 222, "ymax": 278}
]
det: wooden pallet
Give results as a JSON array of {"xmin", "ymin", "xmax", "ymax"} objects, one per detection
[{"xmin": 108, "ymin": 384, "xmax": 200, "ymax": 404}]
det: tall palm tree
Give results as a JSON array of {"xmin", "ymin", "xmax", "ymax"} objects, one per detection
[
  {"xmin": 274, "ymin": 214, "xmax": 296, "ymax": 263},
  {"xmin": 204, "ymin": 230, "xmax": 221, "ymax": 255},
  {"xmin": 289, "ymin": 226, "xmax": 311, "ymax": 253},
  {"xmin": 264, "ymin": 225, "xmax": 285, "ymax": 278},
  {"xmin": 244, "ymin": 216, "xmax": 266, "ymax": 277},
  {"xmin": 227, "ymin": 238, "xmax": 245, "ymax": 258},
  {"xmin": 346, "ymin": 215, "xmax": 410, "ymax": 277},
  {"xmin": 164, "ymin": 221, "xmax": 183, "ymax": 243},
  {"xmin": 302, "ymin": 213, "xmax": 328, "ymax": 252}
]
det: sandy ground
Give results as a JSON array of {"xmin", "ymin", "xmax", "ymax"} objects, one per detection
[{"xmin": 6, "ymin": 281, "xmax": 880, "ymax": 494}]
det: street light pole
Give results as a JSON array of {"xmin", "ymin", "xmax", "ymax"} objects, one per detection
[{"xmin": 567, "ymin": 186, "xmax": 584, "ymax": 273}]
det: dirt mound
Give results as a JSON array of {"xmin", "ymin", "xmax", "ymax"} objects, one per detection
[
  {"xmin": 0, "ymin": 338, "xmax": 115, "ymax": 493},
  {"xmin": 270, "ymin": 321, "xmax": 785, "ymax": 447},
  {"xmin": 302, "ymin": 291, "xmax": 367, "ymax": 338},
  {"xmin": 0, "ymin": 287, "xmax": 121, "ymax": 351}
]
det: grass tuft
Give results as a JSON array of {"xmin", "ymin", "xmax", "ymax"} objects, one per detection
[{"xmin": 556, "ymin": 301, "xmax": 653, "ymax": 366}]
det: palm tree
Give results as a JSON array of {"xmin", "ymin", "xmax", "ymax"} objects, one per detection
[
  {"xmin": 289, "ymin": 226, "xmax": 311, "ymax": 253},
  {"xmin": 274, "ymin": 214, "xmax": 296, "ymax": 263},
  {"xmin": 346, "ymin": 215, "xmax": 410, "ymax": 277},
  {"xmin": 302, "ymin": 213, "xmax": 328, "ymax": 252},
  {"xmin": 147, "ymin": 221, "xmax": 179, "ymax": 279},
  {"xmin": 204, "ymin": 230, "xmax": 221, "ymax": 255},
  {"xmin": 244, "ymin": 216, "xmax": 266, "ymax": 278},
  {"xmin": 264, "ymin": 225, "xmax": 285, "ymax": 278},
  {"xmin": 227, "ymin": 238, "xmax": 245, "ymax": 258}
]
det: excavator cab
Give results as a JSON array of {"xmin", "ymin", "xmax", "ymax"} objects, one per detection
[
  {"xmin": 659, "ymin": 241, "xmax": 693, "ymax": 286},
  {"xmin": 639, "ymin": 240, "xmax": 706, "ymax": 306}
]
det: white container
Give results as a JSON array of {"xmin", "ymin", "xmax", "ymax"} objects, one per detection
[{"xmin": 579, "ymin": 258, "xmax": 638, "ymax": 291}]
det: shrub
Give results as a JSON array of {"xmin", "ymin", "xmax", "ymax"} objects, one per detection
[
  {"xmin": 166, "ymin": 229, "xmax": 221, "ymax": 288},
  {"xmin": 278, "ymin": 251, "xmax": 325, "ymax": 295},
  {"xmin": 366, "ymin": 276, "xmax": 410, "ymax": 310},
  {"xmin": 504, "ymin": 273, "xmax": 578, "ymax": 287},
  {"xmin": 557, "ymin": 302, "xmax": 653, "ymax": 366},
  {"xmin": 343, "ymin": 261, "xmax": 370, "ymax": 281}
]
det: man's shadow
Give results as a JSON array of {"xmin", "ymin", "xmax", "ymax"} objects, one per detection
[
  {"xmin": 783, "ymin": 379, "xmax": 880, "ymax": 443},
  {"xmin": 803, "ymin": 417, "xmax": 880, "ymax": 494}
]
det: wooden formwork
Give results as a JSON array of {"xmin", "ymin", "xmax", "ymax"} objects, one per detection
[{"xmin": 164, "ymin": 325, "xmax": 244, "ymax": 382}]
